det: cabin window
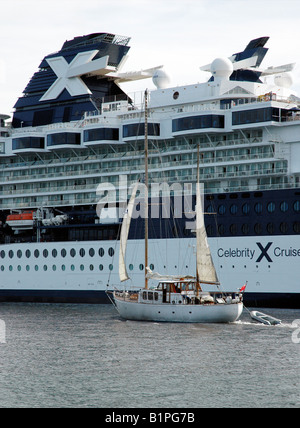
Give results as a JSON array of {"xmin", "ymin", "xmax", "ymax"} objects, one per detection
[
  {"xmin": 172, "ymin": 115, "xmax": 224, "ymax": 132},
  {"xmin": 84, "ymin": 128, "xmax": 119, "ymax": 142},
  {"xmin": 47, "ymin": 132, "xmax": 81, "ymax": 147},
  {"xmin": 12, "ymin": 136, "xmax": 45, "ymax": 150}
]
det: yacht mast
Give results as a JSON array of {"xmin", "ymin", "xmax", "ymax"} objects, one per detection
[
  {"xmin": 196, "ymin": 145, "xmax": 202, "ymax": 295},
  {"xmin": 144, "ymin": 89, "xmax": 149, "ymax": 290}
]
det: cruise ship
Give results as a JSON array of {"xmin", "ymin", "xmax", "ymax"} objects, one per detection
[{"xmin": 0, "ymin": 33, "xmax": 300, "ymax": 308}]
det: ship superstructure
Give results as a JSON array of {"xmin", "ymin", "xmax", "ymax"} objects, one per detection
[{"xmin": 0, "ymin": 34, "xmax": 300, "ymax": 307}]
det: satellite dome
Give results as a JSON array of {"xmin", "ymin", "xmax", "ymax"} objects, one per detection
[
  {"xmin": 210, "ymin": 57, "xmax": 233, "ymax": 80},
  {"xmin": 274, "ymin": 72, "xmax": 293, "ymax": 88},
  {"xmin": 152, "ymin": 69, "xmax": 170, "ymax": 89}
]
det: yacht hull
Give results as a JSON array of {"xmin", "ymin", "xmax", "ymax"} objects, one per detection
[{"xmin": 114, "ymin": 298, "xmax": 243, "ymax": 323}]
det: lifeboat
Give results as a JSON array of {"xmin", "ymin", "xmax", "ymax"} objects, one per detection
[{"xmin": 6, "ymin": 211, "xmax": 35, "ymax": 230}]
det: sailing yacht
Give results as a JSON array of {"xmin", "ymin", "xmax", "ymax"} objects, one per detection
[{"xmin": 111, "ymin": 91, "xmax": 244, "ymax": 323}]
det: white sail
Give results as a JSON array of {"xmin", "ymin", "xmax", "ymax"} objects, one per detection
[
  {"xmin": 196, "ymin": 182, "xmax": 219, "ymax": 284},
  {"xmin": 119, "ymin": 183, "xmax": 139, "ymax": 282}
]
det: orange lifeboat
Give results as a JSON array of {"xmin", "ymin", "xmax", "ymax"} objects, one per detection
[{"xmin": 6, "ymin": 211, "xmax": 35, "ymax": 230}]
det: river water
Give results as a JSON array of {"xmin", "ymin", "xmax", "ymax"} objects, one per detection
[{"xmin": 0, "ymin": 303, "xmax": 299, "ymax": 408}]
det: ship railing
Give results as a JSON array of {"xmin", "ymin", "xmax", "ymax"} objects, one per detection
[{"xmin": 0, "ymin": 181, "xmax": 297, "ymax": 210}]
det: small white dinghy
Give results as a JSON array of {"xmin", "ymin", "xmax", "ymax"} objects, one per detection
[{"xmin": 250, "ymin": 310, "xmax": 281, "ymax": 326}]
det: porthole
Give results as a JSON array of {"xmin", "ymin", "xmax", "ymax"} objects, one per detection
[
  {"xmin": 70, "ymin": 248, "xmax": 76, "ymax": 257},
  {"xmin": 52, "ymin": 249, "xmax": 57, "ymax": 258},
  {"xmin": 267, "ymin": 223, "xmax": 275, "ymax": 234},
  {"xmin": 61, "ymin": 264, "xmax": 66, "ymax": 271},
  {"xmin": 254, "ymin": 203, "xmax": 263, "ymax": 214},
  {"xmin": 293, "ymin": 201, "xmax": 300, "ymax": 212},
  {"xmin": 26, "ymin": 265, "xmax": 30, "ymax": 271},
  {"xmin": 139, "ymin": 264, "xmax": 144, "ymax": 271},
  {"xmin": 34, "ymin": 265, "xmax": 39, "ymax": 271},
  {"xmin": 242, "ymin": 203, "xmax": 250, "ymax": 215},
  {"xmin": 293, "ymin": 222, "xmax": 300, "ymax": 234},
  {"xmin": 71, "ymin": 265, "xmax": 75, "ymax": 271},
  {"xmin": 218, "ymin": 205, "xmax": 226, "ymax": 215},
  {"xmin": 267, "ymin": 202, "xmax": 275, "ymax": 213},
  {"xmin": 61, "ymin": 249, "xmax": 66, "ymax": 258},
  {"xmin": 43, "ymin": 265, "xmax": 48, "ymax": 271},
  {"xmin": 90, "ymin": 264, "xmax": 94, "ymax": 271},
  {"xmin": 80, "ymin": 264, "xmax": 84, "ymax": 271},
  {"xmin": 218, "ymin": 224, "xmax": 225, "ymax": 236},
  {"xmin": 129, "ymin": 264, "xmax": 134, "ymax": 271},
  {"xmin": 26, "ymin": 249, "xmax": 31, "ymax": 258},
  {"xmin": 230, "ymin": 204, "xmax": 238, "ymax": 215},
  {"xmin": 109, "ymin": 264, "xmax": 113, "ymax": 271},
  {"xmin": 89, "ymin": 248, "xmax": 95, "ymax": 257},
  {"xmin": 280, "ymin": 201, "xmax": 288, "ymax": 213},
  {"xmin": 9, "ymin": 250, "xmax": 14, "ymax": 259},
  {"xmin": 43, "ymin": 249, "xmax": 48, "ymax": 258},
  {"xmin": 34, "ymin": 249, "xmax": 39, "ymax": 258},
  {"xmin": 230, "ymin": 224, "xmax": 237, "ymax": 235},
  {"xmin": 99, "ymin": 264, "xmax": 103, "ymax": 271},
  {"xmin": 254, "ymin": 223, "xmax": 262, "ymax": 235},
  {"xmin": 17, "ymin": 250, "xmax": 22, "ymax": 258},
  {"xmin": 9, "ymin": 265, "xmax": 13, "ymax": 271},
  {"xmin": 0, "ymin": 250, "xmax": 5, "ymax": 259},
  {"xmin": 280, "ymin": 222, "xmax": 288, "ymax": 234},
  {"xmin": 52, "ymin": 265, "xmax": 57, "ymax": 271},
  {"xmin": 150, "ymin": 263, "xmax": 154, "ymax": 270},
  {"xmin": 99, "ymin": 248, "xmax": 104, "ymax": 257},
  {"xmin": 173, "ymin": 91, "xmax": 179, "ymax": 100},
  {"xmin": 79, "ymin": 248, "xmax": 85, "ymax": 257},
  {"xmin": 108, "ymin": 247, "xmax": 114, "ymax": 257},
  {"xmin": 0, "ymin": 266, "xmax": 4, "ymax": 271},
  {"xmin": 17, "ymin": 265, "xmax": 21, "ymax": 271},
  {"xmin": 242, "ymin": 223, "xmax": 249, "ymax": 235}
]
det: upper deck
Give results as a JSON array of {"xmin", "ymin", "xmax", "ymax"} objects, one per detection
[{"xmin": 0, "ymin": 35, "xmax": 299, "ymax": 211}]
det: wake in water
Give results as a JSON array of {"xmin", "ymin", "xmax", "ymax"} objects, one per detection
[{"xmin": 234, "ymin": 319, "xmax": 296, "ymax": 329}]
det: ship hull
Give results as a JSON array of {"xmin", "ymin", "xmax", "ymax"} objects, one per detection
[{"xmin": 0, "ymin": 235, "xmax": 299, "ymax": 307}]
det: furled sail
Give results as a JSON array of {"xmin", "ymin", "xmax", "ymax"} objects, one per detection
[
  {"xmin": 196, "ymin": 182, "xmax": 220, "ymax": 285},
  {"xmin": 119, "ymin": 183, "xmax": 139, "ymax": 282},
  {"xmin": 146, "ymin": 267, "xmax": 195, "ymax": 282}
]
